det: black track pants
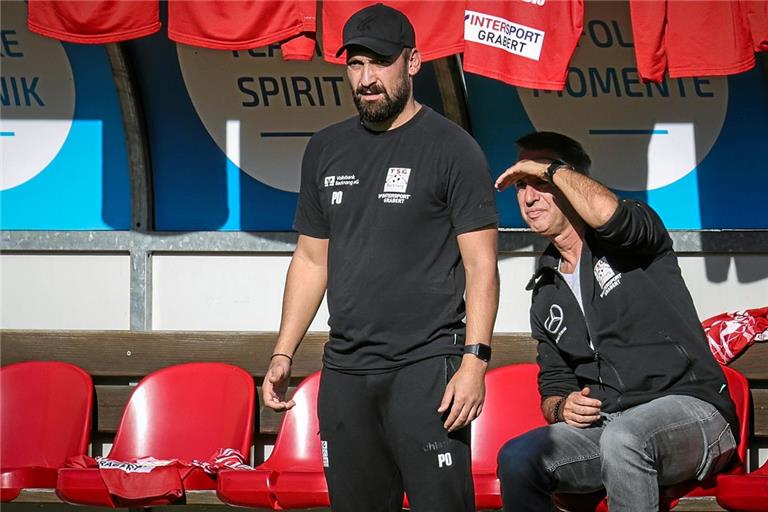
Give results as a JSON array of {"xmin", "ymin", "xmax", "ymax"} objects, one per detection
[{"xmin": 318, "ymin": 356, "xmax": 474, "ymax": 512}]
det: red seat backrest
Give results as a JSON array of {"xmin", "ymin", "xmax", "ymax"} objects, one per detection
[
  {"xmin": 471, "ymin": 364, "xmax": 547, "ymax": 474},
  {"xmin": 260, "ymin": 371, "xmax": 322, "ymax": 473},
  {"xmin": 721, "ymin": 365, "xmax": 751, "ymax": 471},
  {"xmin": 108, "ymin": 363, "xmax": 254, "ymax": 462},
  {"xmin": 1, "ymin": 361, "xmax": 93, "ymax": 469}
]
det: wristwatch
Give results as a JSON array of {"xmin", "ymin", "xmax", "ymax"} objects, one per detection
[
  {"xmin": 546, "ymin": 159, "xmax": 570, "ymax": 182},
  {"xmin": 463, "ymin": 343, "xmax": 492, "ymax": 362}
]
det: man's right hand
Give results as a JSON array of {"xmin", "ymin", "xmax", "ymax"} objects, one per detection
[
  {"xmin": 262, "ymin": 356, "xmax": 296, "ymax": 411},
  {"xmin": 562, "ymin": 387, "xmax": 602, "ymax": 427}
]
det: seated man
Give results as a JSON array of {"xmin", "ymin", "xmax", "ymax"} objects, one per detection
[{"xmin": 494, "ymin": 132, "xmax": 738, "ymax": 512}]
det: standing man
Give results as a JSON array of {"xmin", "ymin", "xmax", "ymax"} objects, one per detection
[
  {"xmin": 262, "ymin": 4, "xmax": 500, "ymax": 512},
  {"xmin": 494, "ymin": 132, "xmax": 738, "ymax": 512}
]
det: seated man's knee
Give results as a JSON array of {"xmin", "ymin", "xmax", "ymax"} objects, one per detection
[
  {"xmin": 498, "ymin": 427, "xmax": 551, "ymax": 481},
  {"xmin": 599, "ymin": 423, "xmax": 645, "ymax": 465}
]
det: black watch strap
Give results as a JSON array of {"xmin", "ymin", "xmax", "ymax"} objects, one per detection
[
  {"xmin": 546, "ymin": 159, "xmax": 569, "ymax": 182},
  {"xmin": 463, "ymin": 343, "xmax": 492, "ymax": 362}
]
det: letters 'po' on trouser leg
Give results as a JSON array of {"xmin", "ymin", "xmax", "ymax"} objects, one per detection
[{"xmin": 498, "ymin": 395, "xmax": 735, "ymax": 512}]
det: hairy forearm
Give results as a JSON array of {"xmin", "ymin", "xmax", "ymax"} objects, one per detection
[
  {"xmin": 274, "ymin": 251, "xmax": 327, "ymax": 356},
  {"xmin": 542, "ymin": 395, "xmax": 564, "ymax": 424},
  {"xmin": 552, "ymin": 168, "xmax": 619, "ymax": 228}
]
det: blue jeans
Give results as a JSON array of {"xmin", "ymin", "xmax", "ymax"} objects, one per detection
[{"xmin": 497, "ymin": 395, "xmax": 736, "ymax": 512}]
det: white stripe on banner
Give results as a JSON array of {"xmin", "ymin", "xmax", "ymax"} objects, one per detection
[{"xmin": 226, "ymin": 120, "xmax": 241, "ymax": 168}]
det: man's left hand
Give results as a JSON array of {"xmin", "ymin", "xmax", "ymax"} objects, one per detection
[{"xmin": 438, "ymin": 356, "xmax": 487, "ymax": 432}]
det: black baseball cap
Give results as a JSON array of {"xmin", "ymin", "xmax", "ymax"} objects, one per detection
[{"xmin": 335, "ymin": 3, "xmax": 416, "ymax": 58}]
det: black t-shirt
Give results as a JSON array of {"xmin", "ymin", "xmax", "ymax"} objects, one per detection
[{"xmin": 294, "ymin": 106, "xmax": 499, "ymax": 372}]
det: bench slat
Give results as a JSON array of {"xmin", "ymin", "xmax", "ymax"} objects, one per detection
[
  {"xmin": 1, "ymin": 331, "xmax": 326, "ymax": 378},
  {"xmin": 753, "ymin": 388, "xmax": 768, "ymax": 437},
  {"xmin": 669, "ymin": 496, "xmax": 725, "ymax": 511},
  {"xmin": 0, "ymin": 331, "xmax": 538, "ymax": 377},
  {"xmin": 7, "ymin": 489, "xmax": 725, "ymax": 511},
  {"xmin": 95, "ymin": 385, "xmax": 291, "ymax": 435},
  {"xmin": 730, "ymin": 342, "xmax": 768, "ymax": 381}
]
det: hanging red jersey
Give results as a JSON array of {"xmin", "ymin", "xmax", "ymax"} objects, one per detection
[
  {"xmin": 280, "ymin": 0, "xmax": 318, "ymax": 61},
  {"xmin": 322, "ymin": 0, "xmax": 465, "ymax": 64},
  {"xmin": 27, "ymin": 0, "xmax": 160, "ymax": 44},
  {"xmin": 630, "ymin": 0, "xmax": 760, "ymax": 82},
  {"xmin": 168, "ymin": 0, "xmax": 314, "ymax": 51},
  {"xmin": 462, "ymin": 0, "xmax": 584, "ymax": 91},
  {"xmin": 745, "ymin": 0, "xmax": 768, "ymax": 52}
]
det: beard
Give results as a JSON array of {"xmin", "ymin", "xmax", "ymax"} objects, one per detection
[{"xmin": 352, "ymin": 76, "xmax": 411, "ymax": 124}]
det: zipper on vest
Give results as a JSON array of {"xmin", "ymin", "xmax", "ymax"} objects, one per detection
[
  {"xmin": 554, "ymin": 269, "xmax": 602, "ymax": 388},
  {"xmin": 594, "ymin": 348, "xmax": 604, "ymax": 390}
]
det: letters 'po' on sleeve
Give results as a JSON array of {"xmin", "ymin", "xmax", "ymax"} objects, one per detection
[
  {"xmin": 293, "ymin": 136, "xmax": 330, "ymax": 239},
  {"xmin": 593, "ymin": 199, "xmax": 672, "ymax": 256},
  {"xmin": 532, "ymin": 312, "xmax": 580, "ymax": 399},
  {"xmin": 443, "ymin": 136, "xmax": 499, "ymax": 234}
]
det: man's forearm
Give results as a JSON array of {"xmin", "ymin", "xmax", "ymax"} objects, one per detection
[
  {"xmin": 459, "ymin": 226, "xmax": 500, "ymax": 351},
  {"xmin": 551, "ymin": 168, "xmax": 619, "ymax": 228},
  {"xmin": 273, "ymin": 250, "xmax": 327, "ymax": 357},
  {"xmin": 464, "ymin": 260, "xmax": 499, "ymax": 349}
]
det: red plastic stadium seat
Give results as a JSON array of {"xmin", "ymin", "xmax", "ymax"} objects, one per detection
[
  {"xmin": 56, "ymin": 362, "xmax": 254, "ymax": 507},
  {"xmin": 557, "ymin": 365, "xmax": 752, "ymax": 512},
  {"xmin": 1, "ymin": 361, "xmax": 93, "ymax": 502},
  {"xmin": 217, "ymin": 371, "xmax": 330, "ymax": 510},
  {"xmin": 716, "ymin": 461, "xmax": 768, "ymax": 512},
  {"xmin": 471, "ymin": 364, "xmax": 548, "ymax": 509}
]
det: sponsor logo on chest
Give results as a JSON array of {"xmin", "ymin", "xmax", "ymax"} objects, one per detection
[
  {"xmin": 594, "ymin": 257, "xmax": 622, "ymax": 298},
  {"xmin": 324, "ymin": 174, "xmax": 360, "ymax": 188},
  {"xmin": 378, "ymin": 167, "xmax": 412, "ymax": 204},
  {"xmin": 324, "ymin": 173, "xmax": 359, "ymax": 206}
]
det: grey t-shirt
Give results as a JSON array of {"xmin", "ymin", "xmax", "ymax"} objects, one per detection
[{"xmin": 559, "ymin": 259, "xmax": 584, "ymax": 314}]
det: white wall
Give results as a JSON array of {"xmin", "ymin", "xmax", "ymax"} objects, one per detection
[
  {"xmin": 2, "ymin": 253, "xmax": 765, "ymax": 332},
  {"xmin": 152, "ymin": 254, "xmax": 330, "ymax": 331},
  {"xmin": 152, "ymin": 253, "xmax": 767, "ymax": 332},
  {"xmin": 0, "ymin": 254, "xmax": 130, "ymax": 329},
  {"xmin": 679, "ymin": 255, "xmax": 768, "ymax": 319}
]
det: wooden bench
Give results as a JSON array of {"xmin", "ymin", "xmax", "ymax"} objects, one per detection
[{"xmin": 2, "ymin": 330, "xmax": 767, "ymax": 511}]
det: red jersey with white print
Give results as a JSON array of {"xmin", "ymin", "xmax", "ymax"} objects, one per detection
[
  {"xmin": 462, "ymin": 0, "xmax": 584, "ymax": 90},
  {"xmin": 64, "ymin": 449, "xmax": 252, "ymax": 507},
  {"xmin": 27, "ymin": 0, "xmax": 160, "ymax": 44},
  {"xmin": 322, "ymin": 0, "xmax": 465, "ymax": 64},
  {"xmin": 630, "ymin": 0, "xmax": 763, "ymax": 82},
  {"xmin": 168, "ymin": 0, "xmax": 315, "ymax": 51},
  {"xmin": 703, "ymin": 306, "xmax": 768, "ymax": 365}
]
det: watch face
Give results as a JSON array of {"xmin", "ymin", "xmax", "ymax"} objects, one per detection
[
  {"xmin": 548, "ymin": 159, "xmax": 565, "ymax": 173},
  {"xmin": 466, "ymin": 344, "xmax": 491, "ymax": 361},
  {"xmin": 547, "ymin": 159, "xmax": 566, "ymax": 181}
]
